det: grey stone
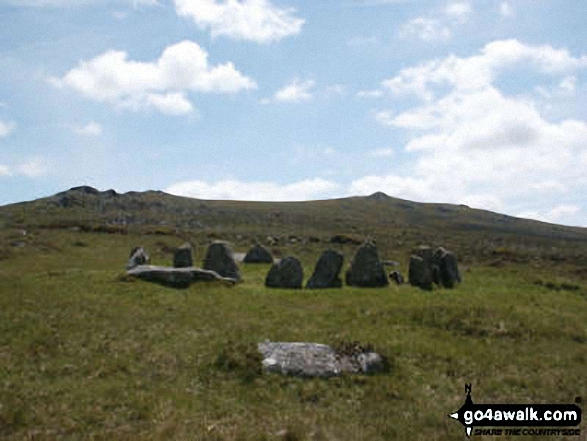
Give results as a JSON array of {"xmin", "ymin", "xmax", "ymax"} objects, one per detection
[
  {"xmin": 257, "ymin": 341, "xmax": 385, "ymax": 378},
  {"xmin": 243, "ymin": 244, "xmax": 273, "ymax": 264},
  {"xmin": 203, "ymin": 241, "xmax": 241, "ymax": 282},
  {"xmin": 345, "ymin": 242, "xmax": 389, "ymax": 287},
  {"xmin": 173, "ymin": 243, "xmax": 193, "ymax": 268},
  {"xmin": 434, "ymin": 247, "xmax": 461, "ymax": 288},
  {"xmin": 306, "ymin": 249, "xmax": 343, "ymax": 289},
  {"xmin": 126, "ymin": 265, "xmax": 236, "ymax": 288},
  {"xmin": 389, "ymin": 270, "xmax": 404, "ymax": 284},
  {"xmin": 265, "ymin": 256, "xmax": 303, "ymax": 289},
  {"xmin": 382, "ymin": 260, "xmax": 400, "ymax": 267},
  {"xmin": 408, "ymin": 255, "xmax": 433, "ymax": 290},
  {"xmin": 126, "ymin": 247, "xmax": 149, "ymax": 270}
]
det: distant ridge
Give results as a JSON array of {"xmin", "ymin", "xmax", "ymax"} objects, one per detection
[{"xmin": 0, "ymin": 186, "xmax": 586, "ymax": 246}]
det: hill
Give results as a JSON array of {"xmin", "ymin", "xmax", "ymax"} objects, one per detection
[
  {"xmin": 2, "ymin": 185, "xmax": 587, "ymax": 266},
  {"xmin": 0, "ymin": 186, "xmax": 586, "ymax": 440}
]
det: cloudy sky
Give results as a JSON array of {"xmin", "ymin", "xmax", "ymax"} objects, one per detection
[{"xmin": 1, "ymin": 0, "xmax": 586, "ymax": 226}]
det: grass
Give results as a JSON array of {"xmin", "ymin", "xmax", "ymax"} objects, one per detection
[{"xmin": 0, "ymin": 227, "xmax": 586, "ymax": 440}]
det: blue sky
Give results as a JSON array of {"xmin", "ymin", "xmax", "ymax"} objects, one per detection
[{"xmin": 1, "ymin": 0, "xmax": 587, "ymax": 226}]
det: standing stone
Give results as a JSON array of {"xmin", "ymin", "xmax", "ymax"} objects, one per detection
[
  {"xmin": 435, "ymin": 247, "xmax": 460, "ymax": 288},
  {"xmin": 265, "ymin": 256, "xmax": 303, "ymax": 289},
  {"xmin": 243, "ymin": 244, "xmax": 273, "ymax": 264},
  {"xmin": 389, "ymin": 270, "xmax": 404, "ymax": 285},
  {"xmin": 408, "ymin": 255, "xmax": 433, "ymax": 290},
  {"xmin": 203, "ymin": 241, "xmax": 241, "ymax": 282},
  {"xmin": 126, "ymin": 247, "xmax": 149, "ymax": 270},
  {"xmin": 345, "ymin": 242, "xmax": 389, "ymax": 287},
  {"xmin": 173, "ymin": 243, "xmax": 193, "ymax": 268},
  {"xmin": 306, "ymin": 249, "xmax": 344, "ymax": 289},
  {"xmin": 414, "ymin": 245, "xmax": 440, "ymax": 283}
]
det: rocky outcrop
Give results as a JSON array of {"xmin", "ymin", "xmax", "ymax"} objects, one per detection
[
  {"xmin": 257, "ymin": 341, "xmax": 385, "ymax": 378},
  {"xmin": 265, "ymin": 256, "xmax": 303, "ymax": 289},
  {"xmin": 243, "ymin": 244, "xmax": 273, "ymax": 264},
  {"xmin": 203, "ymin": 241, "xmax": 241, "ymax": 282},
  {"xmin": 306, "ymin": 249, "xmax": 344, "ymax": 289},
  {"xmin": 345, "ymin": 242, "xmax": 388, "ymax": 287}
]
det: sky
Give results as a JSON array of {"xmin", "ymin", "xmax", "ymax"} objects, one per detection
[{"xmin": 0, "ymin": 0, "xmax": 587, "ymax": 226}]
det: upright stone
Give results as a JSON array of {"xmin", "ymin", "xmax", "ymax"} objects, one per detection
[
  {"xmin": 435, "ymin": 247, "xmax": 460, "ymax": 288},
  {"xmin": 265, "ymin": 256, "xmax": 303, "ymax": 289},
  {"xmin": 306, "ymin": 249, "xmax": 344, "ymax": 289},
  {"xmin": 243, "ymin": 244, "xmax": 273, "ymax": 264},
  {"xmin": 345, "ymin": 242, "xmax": 389, "ymax": 287},
  {"xmin": 173, "ymin": 243, "xmax": 193, "ymax": 268},
  {"xmin": 408, "ymin": 255, "xmax": 433, "ymax": 290},
  {"xmin": 203, "ymin": 241, "xmax": 241, "ymax": 282},
  {"xmin": 126, "ymin": 247, "xmax": 149, "ymax": 270}
]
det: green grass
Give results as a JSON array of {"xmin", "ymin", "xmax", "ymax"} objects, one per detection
[{"xmin": 1, "ymin": 229, "xmax": 586, "ymax": 440}]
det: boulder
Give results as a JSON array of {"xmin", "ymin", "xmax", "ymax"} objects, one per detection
[
  {"xmin": 265, "ymin": 256, "xmax": 303, "ymax": 289},
  {"xmin": 389, "ymin": 270, "xmax": 404, "ymax": 285},
  {"xmin": 408, "ymin": 256, "xmax": 433, "ymax": 290},
  {"xmin": 126, "ymin": 265, "xmax": 236, "ymax": 288},
  {"xmin": 126, "ymin": 247, "xmax": 149, "ymax": 270},
  {"xmin": 306, "ymin": 249, "xmax": 344, "ymax": 289},
  {"xmin": 243, "ymin": 244, "xmax": 273, "ymax": 264},
  {"xmin": 434, "ymin": 247, "xmax": 461, "ymax": 288},
  {"xmin": 345, "ymin": 242, "xmax": 389, "ymax": 287},
  {"xmin": 173, "ymin": 243, "xmax": 193, "ymax": 268},
  {"xmin": 257, "ymin": 341, "xmax": 385, "ymax": 378},
  {"xmin": 203, "ymin": 241, "xmax": 241, "ymax": 282}
]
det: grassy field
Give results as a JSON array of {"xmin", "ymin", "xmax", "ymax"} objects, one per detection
[{"xmin": 1, "ymin": 226, "xmax": 586, "ymax": 440}]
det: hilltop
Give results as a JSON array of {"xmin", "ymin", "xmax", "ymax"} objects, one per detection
[{"xmin": 1, "ymin": 185, "xmax": 586, "ymax": 267}]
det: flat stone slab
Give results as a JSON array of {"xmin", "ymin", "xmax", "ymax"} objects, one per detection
[
  {"xmin": 127, "ymin": 265, "xmax": 237, "ymax": 288},
  {"xmin": 257, "ymin": 341, "xmax": 384, "ymax": 378}
]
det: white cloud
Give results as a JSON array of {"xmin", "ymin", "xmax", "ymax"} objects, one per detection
[
  {"xmin": 6, "ymin": 0, "xmax": 157, "ymax": 6},
  {"xmin": 17, "ymin": 157, "xmax": 49, "ymax": 178},
  {"xmin": 273, "ymin": 79, "xmax": 315, "ymax": 103},
  {"xmin": 399, "ymin": 18, "xmax": 451, "ymax": 42},
  {"xmin": 499, "ymin": 1, "xmax": 514, "ymax": 18},
  {"xmin": 0, "ymin": 120, "xmax": 16, "ymax": 138},
  {"xmin": 445, "ymin": 1, "xmax": 471, "ymax": 23},
  {"xmin": 173, "ymin": 0, "xmax": 304, "ymax": 44},
  {"xmin": 382, "ymin": 39, "xmax": 587, "ymax": 101},
  {"xmin": 325, "ymin": 84, "xmax": 345, "ymax": 95},
  {"xmin": 399, "ymin": 1, "xmax": 471, "ymax": 43},
  {"xmin": 0, "ymin": 158, "xmax": 50, "ymax": 178},
  {"xmin": 356, "ymin": 89, "xmax": 383, "ymax": 98},
  {"xmin": 367, "ymin": 40, "xmax": 587, "ymax": 225},
  {"xmin": 0, "ymin": 165, "xmax": 12, "ymax": 177},
  {"xmin": 73, "ymin": 121, "xmax": 103, "ymax": 136},
  {"xmin": 51, "ymin": 40, "xmax": 256, "ymax": 115},
  {"xmin": 166, "ymin": 178, "xmax": 340, "ymax": 201},
  {"xmin": 370, "ymin": 147, "xmax": 394, "ymax": 157},
  {"xmin": 517, "ymin": 205, "xmax": 581, "ymax": 225},
  {"xmin": 559, "ymin": 75, "xmax": 576, "ymax": 94}
]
